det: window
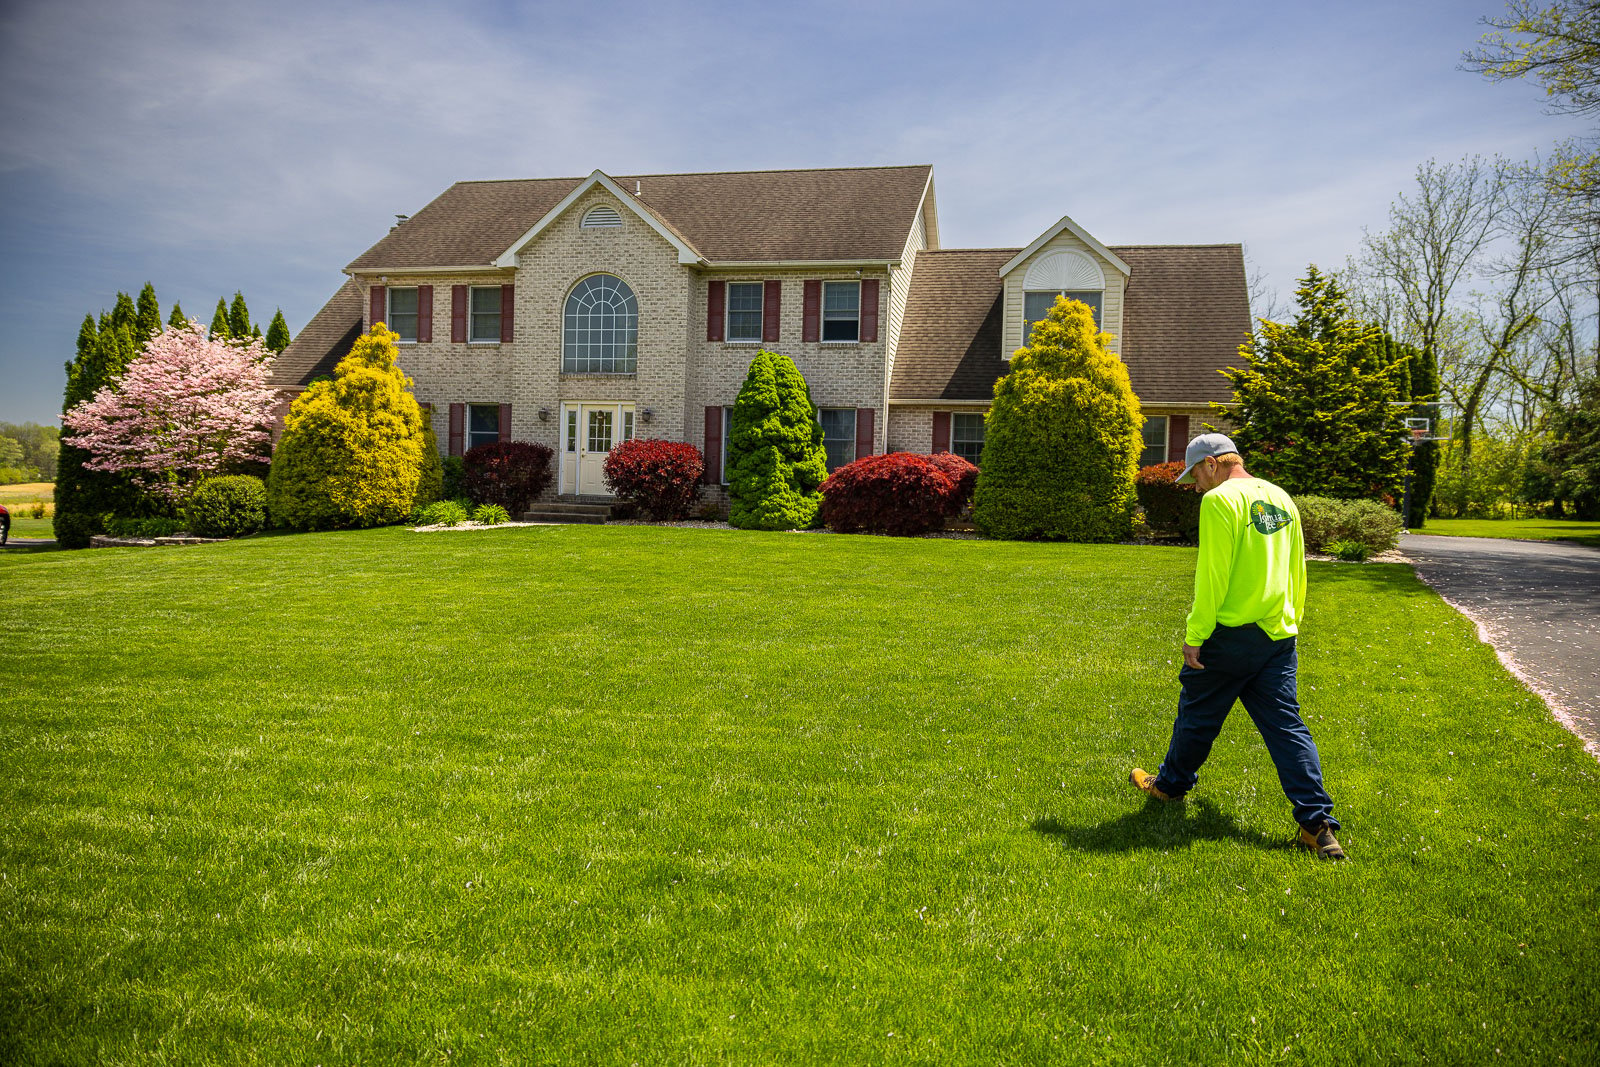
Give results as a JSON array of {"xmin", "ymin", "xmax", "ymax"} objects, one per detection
[
  {"xmin": 819, "ymin": 408, "xmax": 856, "ymax": 471},
  {"xmin": 581, "ymin": 206, "xmax": 622, "ymax": 228},
  {"xmin": 468, "ymin": 403, "xmax": 501, "ymax": 451},
  {"xmin": 387, "ymin": 287, "xmax": 418, "ymax": 342},
  {"xmin": 721, "ymin": 406, "xmax": 733, "ymax": 484},
  {"xmin": 469, "ymin": 286, "xmax": 501, "ymax": 342},
  {"xmin": 822, "ymin": 281, "xmax": 859, "ymax": 342},
  {"xmin": 1140, "ymin": 415, "xmax": 1169, "ymax": 468},
  {"xmin": 727, "ymin": 282, "xmax": 763, "ymax": 343},
  {"xmin": 563, "ymin": 274, "xmax": 638, "ymax": 373},
  {"xmin": 952, "ymin": 412, "xmax": 985, "ymax": 466},
  {"xmin": 1022, "ymin": 290, "xmax": 1102, "ymax": 346}
]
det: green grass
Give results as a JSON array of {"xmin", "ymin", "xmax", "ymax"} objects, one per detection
[
  {"xmin": 2, "ymin": 526, "xmax": 1595, "ymax": 1064},
  {"xmin": 0, "ymin": 482, "xmax": 52, "ymax": 539},
  {"xmin": 1416, "ymin": 516, "xmax": 1600, "ymax": 548}
]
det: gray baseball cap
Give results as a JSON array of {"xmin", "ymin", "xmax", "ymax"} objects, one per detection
[{"xmin": 1175, "ymin": 432, "xmax": 1239, "ymax": 484}]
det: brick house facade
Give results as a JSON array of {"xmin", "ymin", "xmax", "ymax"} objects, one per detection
[{"xmin": 272, "ymin": 165, "xmax": 1249, "ymax": 503}]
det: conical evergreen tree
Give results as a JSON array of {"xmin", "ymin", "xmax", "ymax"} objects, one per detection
[
  {"xmin": 726, "ymin": 351, "xmax": 829, "ymax": 530},
  {"xmin": 109, "ymin": 291, "xmax": 138, "ymax": 342},
  {"xmin": 56, "ymin": 308, "xmax": 142, "ymax": 546},
  {"xmin": 135, "ymin": 282, "xmax": 162, "ymax": 342},
  {"xmin": 227, "ymin": 291, "xmax": 252, "ymax": 339},
  {"xmin": 971, "ymin": 296, "xmax": 1143, "ymax": 541},
  {"xmin": 265, "ymin": 309, "xmax": 291, "ymax": 353},
  {"xmin": 1222, "ymin": 268, "xmax": 1408, "ymax": 501},
  {"xmin": 209, "ymin": 298, "xmax": 231, "ymax": 340},
  {"xmin": 168, "ymin": 302, "xmax": 187, "ymax": 329},
  {"xmin": 1401, "ymin": 337, "xmax": 1441, "ymax": 526}
]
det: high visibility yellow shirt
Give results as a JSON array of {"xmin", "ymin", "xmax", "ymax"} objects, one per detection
[{"xmin": 1184, "ymin": 477, "xmax": 1306, "ymax": 646}]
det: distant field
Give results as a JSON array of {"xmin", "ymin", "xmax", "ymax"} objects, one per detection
[
  {"xmin": 1417, "ymin": 516, "xmax": 1600, "ymax": 548},
  {"xmin": 0, "ymin": 482, "xmax": 52, "ymax": 539}
]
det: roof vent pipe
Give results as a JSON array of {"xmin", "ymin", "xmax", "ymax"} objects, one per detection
[{"xmin": 635, "ymin": 181, "xmax": 641, "ymax": 197}]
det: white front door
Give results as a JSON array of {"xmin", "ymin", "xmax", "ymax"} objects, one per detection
[{"xmin": 560, "ymin": 403, "xmax": 635, "ymax": 496}]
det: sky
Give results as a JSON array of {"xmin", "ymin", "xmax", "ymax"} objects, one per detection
[{"xmin": 0, "ymin": 0, "xmax": 1586, "ymax": 423}]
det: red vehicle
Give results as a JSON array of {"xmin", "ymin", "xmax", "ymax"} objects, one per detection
[{"xmin": 0, "ymin": 503, "xmax": 9, "ymax": 545}]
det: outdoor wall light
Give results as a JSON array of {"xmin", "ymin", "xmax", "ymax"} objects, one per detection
[
  {"xmin": 640, "ymin": 407, "xmax": 654, "ymax": 425},
  {"xmin": 538, "ymin": 406, "xmax": 550, "ymax": 421}
]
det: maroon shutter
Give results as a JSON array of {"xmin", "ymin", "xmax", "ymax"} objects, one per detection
[
  {"xmin": 451, "ymin": 285, "xmax": 467, "ymax": 343},
  {"xmin": 707, "ymin": 280, "xmax": 726, "ymax": 342},
  {"xmin": 704, "ymin": 406, "xmax": 723, "ymax": 485},
  {"xmin": 369, "ymin": 285, "xmax": 385, "ymax": 329},
  {"xmin": 762, "ymin": 280, "xmax": 781, "ymax": 342},
  {"xmin": 417, "ymin": 285, "xmax": 433, "ymax": 343},
  {"xmin": 855, "ymin": 407, "xmax": 874, "ymax": 460},
  {"xmin": 500, "ymin": 285, "xmax": 514, "ymax": 343},
  {"xmin": 932, "ymin": 411, "xmax": 951, "ymax": 453},
  {"xmin": 499, "ymin": 403, "xmax": 513, "ymax": 443},
  {"xmin": 448, "ymin": 402, "xmax": 465, "ymax": 457},
  {"xmin": 802, "ymin": 280, "xmax": 821, "ymax": 342},
  {"xmin": 860, "ymin": 278, "xmax": 880, "ymax": 342},
  {"xmin": 1168, "ymin": 415, "xmax": 1190, "ymax": 463}
]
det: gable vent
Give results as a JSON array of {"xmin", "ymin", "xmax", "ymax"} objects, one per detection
[{"xmin": 581, "ymin": 206, "xmax": 622, "ymax": 229}]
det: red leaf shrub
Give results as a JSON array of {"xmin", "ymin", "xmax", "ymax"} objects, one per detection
[
  {"xmin": 602, "ymin": 438, "xmax": 705, "ymax": 519},
  {"xmin": 820, "ymin": 452, "xmax": 958, "ymax": 535},
  {"xmin": 926, "ymin": 452, "xmax": 979, "ymax": 515},
  {"xmin": 463, "ymin": 441, "xmax": 555, "ymax": 515},
  {"xmin": 1135, "ymin": 461, "xmax": 1201, "ymax": 538}
]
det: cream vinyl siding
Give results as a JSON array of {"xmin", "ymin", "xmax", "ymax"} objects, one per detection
[
  {"xmin": 885, "ymin": 204, "xmax": 929, "ymax": 394},
  {"xmin": 1001, "ymin": 230, "xmax": 1124, "ymax": 360}
]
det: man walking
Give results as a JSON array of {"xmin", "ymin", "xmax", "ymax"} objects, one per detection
[{"xmin": 1130, "ymin": 433, "xmax": 1345, "ymax": 860}]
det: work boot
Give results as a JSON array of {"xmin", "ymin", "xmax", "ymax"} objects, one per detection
[
  {"xmin": 1298, "ymin": 821, "xmax": 1347, "ymax": 860},
  {"xmin": 1129, "ymin": 768, "xmax": 1174, "ymax": 802}
]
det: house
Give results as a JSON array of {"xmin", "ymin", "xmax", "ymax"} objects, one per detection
[{"xmin": 271, "ymin": 164, "xmax": 1249, "ymax": 500}]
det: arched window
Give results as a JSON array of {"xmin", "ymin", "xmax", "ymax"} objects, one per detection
[
  {"xmin": 563, "ymin": 274, "xmax": 638, "ymax": 373},
  {"xmin": 1021, "ymin": 249, "xmax": 1105, "ymax": 346}
]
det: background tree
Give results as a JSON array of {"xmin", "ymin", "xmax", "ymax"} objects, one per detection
[
  {"xmin": 55, "ymin": 300, "xmax": 145, "ymax": 546},
  {"xmin": 168, "ymin": 302, "xmax": 188, "ymax": 329},
  {"xmin": 227, "ymin": 291, "xmax": 253, "ymax": 340},
  {"xmin": 267, "ymin": 324, "xmax": 432, "ymax": 530},
  {"xmin": 61, "ymin": 323, "xmax": 277, "ymax": 504},
  {"xmin": 1223, "ymin": 269, "xmax": 1410, "ymax": 502},
  {"xmin": 0, "ymin": 422, "xmax": 60, "ymax": 480},
  {"xmin": 209, "ymin": 298, "xmax": 231, "ymax": 340},
  {"xmin": 265, "ymin": 309, "xmax": 292, "ymax": 353},
  {"xmin": 1525, "ymin": 373, "xmax": 1600, "ymax": 516},
  {"xmin": 972, "ymin": 296, "xmax": 1143, "ymax": 541},
  {"xmin": 135, "ymin": 282, "xmax": 162, "ymax": 342},
  {"xmin": 725, "ymin": 351, "xmax": 828, "ymax": 530}
]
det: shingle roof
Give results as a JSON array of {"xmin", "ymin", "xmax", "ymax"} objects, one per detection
[
  {"xmin": 347, "ymin": 165, "xmax": 934, "ymax": 271},
  {"xmin": 889, "ymin": 245, "xmax": 1250, "ymax": 405},
  {"xmin": 269, "ymin": 279, "xmax": 361, "ymax": 388}
]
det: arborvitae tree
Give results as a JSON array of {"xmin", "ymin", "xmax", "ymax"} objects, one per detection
[
  {"xmin": 227, "ymin": 291, "xmax": 252, "ymax": 339},
  {"xmin": 135, "ymin": 282, "xmax": 162, "ymax": 342},
  {"xmin": 971, "ymin": 296, "xmax": 1143, "ymax": 541},
  {"xmin": 55, "ymin": 309, "xmax": 143, "ymax": 546},
  {"xmin": 110, "ymin": 291, "xmax": 138, "ymax": 339},
  {"xmin": 1404, "ymin": 338, "xmax": 1441, "ymax": 526},
  {"xmin": 1222, "ymin": 267, "xmax": 1409, "ymax": 501},
  {"xmin": 267, "ymin": 324, "xmax": 432, "ymax": 529},
  {"xmin": 265, "ymin": 309, "xmax": 291, "ymax": 353},
  {"xmin": 209, "ymin": 298, "xmax": 231, "ymax": 340},
  {"xmin": 168, "ymin": 302, "xmax": 187, "ymax": 329},
  {"xmin": 726, "ymin": 350, "xmax": 829, "ymax": 530}
]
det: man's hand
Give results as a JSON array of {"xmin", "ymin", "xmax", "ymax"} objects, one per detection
[{"xmin": 1182, "ymin": 642, "xmax": 1205, "ymax": 670}]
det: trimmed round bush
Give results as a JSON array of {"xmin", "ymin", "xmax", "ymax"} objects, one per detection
[
  {"xmin": 603, "ymin": 439, "xmax": 705, "ymax": 519},
  {"xmin": 820, "ymin": 453, "xmax": 956, "ymax": 536},
  {"xmin": 418, "ymin": 499, "xmax": 468, "ymax": 527},
  {"xmin": 1135, "ymin": 461, "xmax": 1203, "ymax": 539},
  {"xmin": 184, "ymin": 475, "xmax": 267, "ymax": 538},
  {"xmin": 926, "ymin": 452, "xmax": 979, "ymax": 516},
  {"xmin": 472, "ymin": 503, "xmax": 510, "ymax": 525},
  {"xmin": 464, "ymin": 441, "xmax": 555, "ymax": 515},
  {"xmin": 1293, "ymin": 495, "xmax": 1402, "ymax": 554}
]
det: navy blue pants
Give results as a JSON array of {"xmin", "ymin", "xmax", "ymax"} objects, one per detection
[{"xmin": 1154, "ymin": 623, "xmax": 1338, "ymax": 830}]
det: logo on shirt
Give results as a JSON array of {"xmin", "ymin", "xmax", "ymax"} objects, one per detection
[{"xmin": 1250, "ymin": 500, "xmax": 1292, "ymax": 535}]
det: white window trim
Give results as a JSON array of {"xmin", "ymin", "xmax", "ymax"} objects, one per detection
[
  {"xmin": 468, "ymin": 285, "xmax": 502, "ymax": 345},
  {"xmin": 466, "ymin": 402, "xmax": 502, "ymax": 451},
  {"xmin": 387, "ymin": 286, "xmax": 419, "ymax": 344},
  {"xmin": 820, "ymin": 280, "xmax": 861, "ymax": 345},
  {"xmin": 1018, "ymin": 289, "xmax": 1104, "ymax": 352},
  {"xmin": 562, "ymin": 272, "xmax": 639, "ymax": 374},
  {"xmin": 950, "ymin": 411, "xmax": 985, "ymax": 465},
  {"xmin": 1140, "ymin": 414, "xmax": 1170, "ymax": 468},
  {"xmin": 725, "ymin": 281, "xmax": 764, "ymax": 345},
  {"xmin": 818, "ymin": 406, "xmax": 857, "ymax": 470}
]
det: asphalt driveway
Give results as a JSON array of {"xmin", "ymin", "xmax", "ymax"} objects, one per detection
[{"xmin": 1404, "ymin": 532, "xmax": 1600, "ymax": 752}]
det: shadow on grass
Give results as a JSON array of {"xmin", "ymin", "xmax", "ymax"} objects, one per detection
[{"xmin": 1032, "ymin": 797, "xmax": 1297, "ymax": 854}]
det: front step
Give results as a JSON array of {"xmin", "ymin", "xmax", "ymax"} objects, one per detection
[{"xmin": 521, "ymin": 502, "xmax": 612, "ymax": 524}]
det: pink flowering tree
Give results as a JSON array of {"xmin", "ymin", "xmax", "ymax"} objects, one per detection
[{"xmin": 61, "ymin": 321, "xmax": 278, "ymax": 503}]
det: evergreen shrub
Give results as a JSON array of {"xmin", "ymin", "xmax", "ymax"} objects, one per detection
[
  {"xmin": 441, "ymin": 456, "xmax": 467, "ymax": 501},
  {"xmin": 926, "ymin": 452, "xmax": 979, "ymax": 515},
  {"xmin": 1294, "ymin": 495, "xmax": 1401, "ymax": 554},
  {"xmin": 820, "ymin": 453, "xmax": 956, "ymax": 535},
  {"xmin": 105, "ymin": 515, "xmax": 186, "ymax": 538},
  {"xmin": 972, "ymin": 297, "xmax": 1142, "ymax": 541},
  {"xmin": 472, "ymin": 503, "xmax": 510, "ymax": 525},
  {"xmin": 463, "ymin": 441, "xmax": 554, "ymax": 515},
  {"xmin": 726, "ymin": 351, "xmax": 829, "ymax": 530},
  {"xmin": 414, "ymin": 407, "xmax": 443, "ymax": 511},
  {"xmin": 602, "ymin": 439, "xmax": 705, "ymax": 519},
  {"xmin": 1135, "ymin": 461, "xmax": 1203, "ymax": 539},
  {"xmin": 185, "ymin": 475, "xmax": 267, "ymax": 538}
]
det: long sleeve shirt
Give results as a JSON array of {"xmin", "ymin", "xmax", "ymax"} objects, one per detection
[{"xmin": 1184, "ymin": 477, "xmax": 1307, "ymax": 646}]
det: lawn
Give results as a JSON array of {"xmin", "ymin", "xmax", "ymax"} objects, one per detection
[
  {"xmin": 1, "ymin": 526, "xmax": 1595, "ymax": 1064},
  {"xmin": 0, "ymin": 482, "xmax": 53, "ymax": 540},
  {"xmin": 1415, "ymin": 516, "xmax": 1600, "ymax": 548}
]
